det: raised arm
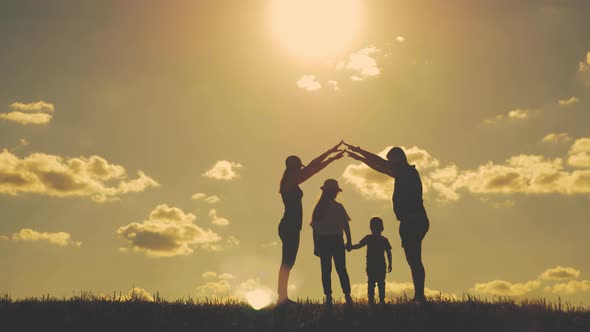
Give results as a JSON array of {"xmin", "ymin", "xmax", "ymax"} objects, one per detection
[
  {"xmin": 343, "ymin": 142, "xmax": 389, "ymax": 168},
  {"xmin": 297, "ymin": 142, "xmax": 344, "ymax": 183},
  {"xmin": 345, "ymin": 151, "xmax": 395, "ymax": 178}
]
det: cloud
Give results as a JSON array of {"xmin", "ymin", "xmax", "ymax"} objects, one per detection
[
  {"xmin": 351, "ymin": 281, "xmax": 456, "ymax": 300},
  {"xmin": 209, "ymin": 209, "xmax": 230, "ymax": 227},
  {"xmin": 342, "ymin": 142, "xmax": 590, "ymax": 202},
  {"xmin": 124, "ymin": 287, "xmax": 154, "ymax": 301},
  {"xmin": 296, "ymin": 75, "xmax": 322, "ymax": 91},
  {"xmin": 540, "ymin": 266, "xmax": 581, "ymax": 281},
  {"xmin": 261, "ymin": 241, "xmax": 279, "ymax": 248},
  {"xmin": 0, "ymin": 101, "xmax": 55, "ymax": 125},
  {"xmin": 542, "ymin": 133, "xmax": 572, "ymax": 144},
  {"xmin": 342, "ymin": 146, "xmax": 440, "ymax": 201},
  {"xmin": 202, "ymin": 160, "xmax": 243, "ymax": 180},
  {"xmin": 117, "ymin": 204, "xmax": 223, "ymax": 258},
  {"xmin": 484, "ymin": 109, "xmax": 530, "ymax": 124},
  {"xmin": 558, "ymin": 96, "xmax": 579, "ymax": 107},
  {"xmin": 578, "ymin": 51, "xmax": 590, "ymax": 88},
  {"xmin": 471, "ymin": 280, "xmax": 541, "ymax": 296},
  {"xmin": 396, "ymin": 36, "xmax": 405, "ymax": 43},
  {"xmin": 567, "ymin": 138, "xmax": 590, "ymax": 168},
  {"xmin": 337, "ymin": 46, "xmax": 381, "ymax": 81},
  {"xmin": 1, "ymin": 228, "xmax": 81, "ymax": 247},
  {"xmin": 202, "ymin": 271, "xmax": 218, "ymax": 279},
  {"xmin": 192, "ymin": 193, "xmax": 221, "ymax": 204},
  {"xmin": 545, "ymin": 280, "xmax": 590, "ymax": 295},
  {"xmin": 327, "ymin": 80, "xmax": 340, "ymax": 92},
  {"xmin": 195, "ymin": 279, "xmax": 232, "ymax": 298},
  {"xmin": 0, "ymin": 150, "xmax": 159, "ymax": 202}
]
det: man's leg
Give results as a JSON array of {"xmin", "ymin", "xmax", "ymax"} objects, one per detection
[{"xmin": 403, "ymin": 240, "xmax": 425, "ymax": 300}]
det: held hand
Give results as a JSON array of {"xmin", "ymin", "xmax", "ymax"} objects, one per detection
[
  {"xmin": 388, "ymin": 265, "xmax": 392, "ymax": 273},
  {"xmin": 345, "ymin": 242, "xmax": 352, "ymax": 252},
  {"xmin": 331, "ymin": 150, "xmax": 345, "ymax": 161},
  {"xmin": 345, "ymin": 150, "xmax": 362, "ymax": 160},
  {"xmin": 342, "ymin": 141, "xmax": 360, "ymax": 153},
  {"xmin": 330, "ymin": 140, "xmax": 344, "ymax": 153}
]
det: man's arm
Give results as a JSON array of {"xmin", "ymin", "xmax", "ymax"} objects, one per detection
[
  {"xmin": 343, "ymin": 142, "xmax": 392, "ymax": 170},
  {"xmin": 346, "ymin": 151, "xmax": 395, "ymax": 178},
  {"xmin": 343, "ymin": 222, "xmax": 352, "ymax": 251}
]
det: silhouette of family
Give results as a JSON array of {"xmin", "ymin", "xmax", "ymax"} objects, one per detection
[{"xmin": 277, "ymin": 141, "xmax": 429, "ymax": 306}]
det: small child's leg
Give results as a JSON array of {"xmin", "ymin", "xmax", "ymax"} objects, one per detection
[
  {"xmin": 378, "ymin": 279, "xmax": 386, "ymax": 304},
  {"xmin": 367, "ymin": 277, "xmax": 375, "ymax": 303}
]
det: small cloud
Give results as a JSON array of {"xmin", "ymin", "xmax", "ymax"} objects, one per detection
[
  {"xmin": 542, "ymin": 133, "xmax": 572, "ymax": 144},
  {"xmin": 202, "ymin": 161, "xmax": 243, "ymax": 181},
  {"xmin": 341, "ymin": 46, "xmax": 381, "ymax": 81},
  {"xmin": 218, "ymin": 273, "xmax": 235, "ymax": 280},
  {"xmin": 0, "ymin": 150, "xmax": 159, "ymax": 202},
  {"xmin": 539, "ymin": 266, "xmax": 581, "ymax": 281},
  {"xmin": 471, "ymin": 279, "xmax": 541, "ymax": 296},
  {"xmin": 327, "ymin": 80, "xmax": 340, "ymax": 92},
  {"xmin": 0, "ymin": 101, "xmax": 55, "ymax": 125},
  {"xmin": 508, "ymin": 109, "xmax": 529, "ymax": 119},
  {"xmin": 195, "ymin": 279, "xmax": 232, "ymax": 298},
  {"xmin": 117, "ymin": 204, "xmax": 223, "ymax": 258},
  {"xmin": 261, "ymin": 241, "xmax": 279, "ymax": 248},
  {"xmin": 545, "ymin": 280, "xmax": 590, "ymax": 295},
  {"xmin": 296, "ymin": 75, "xmax": 322, "ymax": 91},
  {"xmin": 123, "ymin": 287, "xmax": 154, "ymax": 301},
  {"xmin": 209, "ymin": 208, "xmax": 230, "ymax": 227},
  {"xmin": 578, "ymin": 51, "xmax": 590, "ymax": 88},
  {"xmin": 192, "ymin": 193, "xmax": 221, "ymax": 204},
  {"xmin": 567, "ymin": 138, "xmax": 590, "ymax": 168},
  {"xmin": 558, "ymin": 96, "xmax": 579, "ymax": 107},
  {"xmin": 396, "ymin": 36, "xmax": 406, "ymax": 43},
  {"xmin": 202, "ymin": 271, "xmax": 217, "ymax": 279},
  {"xmin": 1, "ymin": 228, "xmax": 81, "ymax": 247}
]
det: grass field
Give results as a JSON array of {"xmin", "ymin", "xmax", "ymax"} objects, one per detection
[{"xmin": 1, "ymin": 293, "xmax": 589, "ymax": 332}]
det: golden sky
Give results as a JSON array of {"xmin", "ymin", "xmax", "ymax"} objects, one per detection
[{"xmin": 1, "ymin": 0, "xmax": 590, "ymax": 306}]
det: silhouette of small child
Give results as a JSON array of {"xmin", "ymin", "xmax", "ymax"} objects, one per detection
[{"xmin": 349, "ymin": 217, "xmax": 392, "ymax": 304}]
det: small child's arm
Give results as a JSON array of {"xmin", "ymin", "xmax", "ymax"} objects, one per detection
[
  {"xmin": 386, "ymin": 249, "xmax": 392, "ymax": 273},
  {"xmin": 350, "ymin": 242, "xmax": 366, "ymax": 250}
]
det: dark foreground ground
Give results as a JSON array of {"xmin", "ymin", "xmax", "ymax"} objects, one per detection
[{"xmin": 1, "ymin": 294, "xmax": 589, "ymax": 332}]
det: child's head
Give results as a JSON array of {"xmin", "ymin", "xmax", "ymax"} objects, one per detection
[{"xmin": 370, "ymin": 217, "xmax": 384, "ymax": 235}]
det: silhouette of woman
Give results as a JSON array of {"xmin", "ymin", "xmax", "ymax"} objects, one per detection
[
  {"xmin": 277, "ymin": 141, "xmax": 345, "ymax": 305},
  {"xmin": 344, "ymin": 144, "xmax": 429, "ymax": 301}
]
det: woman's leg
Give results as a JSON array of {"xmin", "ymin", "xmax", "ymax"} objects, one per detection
[
  {"xmin": 278, "ymin": 229, "xmax": 300, "ymax": 302},
  {"xmin": 320, "ymin": 254, "xmax": 333, "ymax": 297},
  {"xmin": 333, "ymin": 246, "xmax": 351, "ymax": 297}
]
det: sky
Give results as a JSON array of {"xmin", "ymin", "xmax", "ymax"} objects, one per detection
[{"xmin": 1, "ymin": 0, "xmax": 590, "ymax": 306}]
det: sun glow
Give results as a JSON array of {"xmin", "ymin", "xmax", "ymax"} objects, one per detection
[
  {"xmin": 245, "ymin": 289, "xmax": 274, "ymax": 310},
  {"xmin": 270, "ymin": 0, "xmax": 364, "ymax": 58}
]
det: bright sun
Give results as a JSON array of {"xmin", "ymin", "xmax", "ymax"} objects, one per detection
[
  {"xmin": 245, "ymin": 289, "xmax": 274, "ymax": 310},
  {"xmin": 270, "ymin": 0, "xmax": 364, "ymax": 58}
]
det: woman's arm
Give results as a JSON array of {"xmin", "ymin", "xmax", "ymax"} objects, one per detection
[
  {"xmin": 343, "ymin": 222, "xmax": 352, "ymax": 251},
  {"xmin": 298, "ymin": 149, "xmax": 344, "ymax": 184},
  {"xmin": 343, "ymin": 142, "xmax": 391, "ymax": 169}
]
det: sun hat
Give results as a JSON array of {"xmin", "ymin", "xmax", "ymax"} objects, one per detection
[{"xmin": 320, "ymin": 179, "xmax": 342, "ymax": 192}]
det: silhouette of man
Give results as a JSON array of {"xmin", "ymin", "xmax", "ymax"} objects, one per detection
[{"xmin": 345, "ymin": 144, "xmax": 429, "ymax": 302}]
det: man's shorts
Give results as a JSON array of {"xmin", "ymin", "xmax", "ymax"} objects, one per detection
[{"xmin": 399, "ymin": 214, "xmax": 429, "ymax": 248}]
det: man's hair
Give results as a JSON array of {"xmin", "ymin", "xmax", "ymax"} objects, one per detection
[{"xmin": 386, "ymin": 147, "xmax": 407, "ymax": 163}]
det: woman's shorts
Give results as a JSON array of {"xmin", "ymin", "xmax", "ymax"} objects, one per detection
[{"xmin": 279, "ymin": 222, "xmax": 300, "ymax": 268}]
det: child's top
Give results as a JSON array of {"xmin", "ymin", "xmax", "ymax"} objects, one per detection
[
  {"xmin": 359, "ymin": 234, "xmax": 392, "ymax": 268},
  {"xmin": 311, "ymin": 201, "xmax": 350, "ymax": 236}
]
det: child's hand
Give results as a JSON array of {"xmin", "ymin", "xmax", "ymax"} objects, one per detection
[{"xmin": 387, "ymin": 265, "xmax": 392, "ymax": 273}]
